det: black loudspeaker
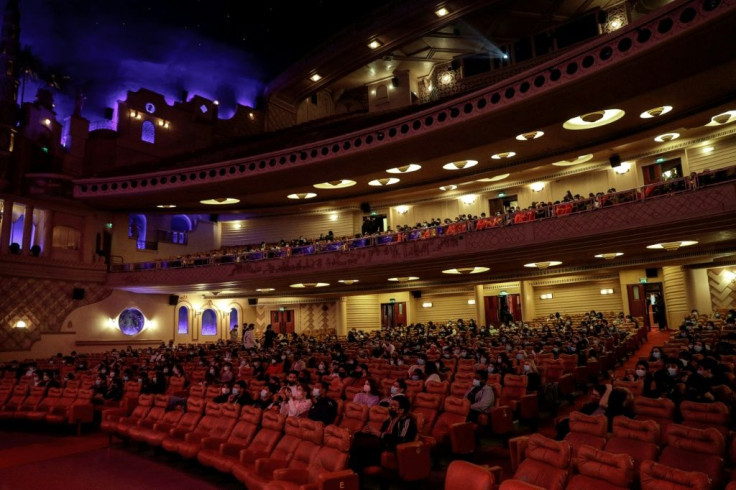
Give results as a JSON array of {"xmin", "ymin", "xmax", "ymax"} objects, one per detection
[
  {"xmin": 609, "ymin": 154, "xmax": 622, "ymax": 168},
  {"xmin": 391, "ymin": 76, "xmax": 399, "ymax": 88},
  {"xmin": 210, "ymin": 214, "xmax": 219, "ymax": 222},
  {"xmin": 450, "ymin": 59, "xmax": 460, "ymax": 71},
  {"xmin": 248, "ymin": 298, "xmax": 258, "ymax": 305},
  {"xmin": 411, "ymin": 290, "xmax": 422, "ymax": 299},
  {"xmin": 72, "ymin": 288, "xmax": 85, "ymax": 300},
  {"xmin": 645, "ymin": 268, "xmax": 658, "ymax": 278},
  {"xmin": 103, "ymin": 107, "xmax": 114, "ymax": 120},
  {"xmin": 360, "ymin": 202, "xmax": 371, "ymax": 213},
  {"xmin": 597, "ymin": 10, "xmax": 608, "ymax": 24},
  {"xmin": 168, "ymin": 294, "xmax": 179, "ymax": 305},
  {"xmin": 310, "ymin": 93, "xmax": 318, "ymax": 105}
]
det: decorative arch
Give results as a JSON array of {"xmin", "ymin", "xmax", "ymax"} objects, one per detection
[
  {"xmin": 201, "ymin": 308, "xmax": 217, "ymax": 336},
  {"xmin": 129, "ymin": 214, "xmax": 147, "ymax": 249},
  {"xmin": 141, "ymin": 120, "xmax": 155, "ymax": 144},
  {"xmin": 177, "ymin": 305, "xmax": 189, "ymax": 334}
]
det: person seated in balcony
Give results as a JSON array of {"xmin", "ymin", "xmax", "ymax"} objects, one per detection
[{"xmin": 465, "ymin": 370, "xmax": 495, "ymax": 423}]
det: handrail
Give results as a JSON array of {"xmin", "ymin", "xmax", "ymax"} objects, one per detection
[{"xmin": 108, "ymin": 167, "xmax": 736, "ymax": 273}]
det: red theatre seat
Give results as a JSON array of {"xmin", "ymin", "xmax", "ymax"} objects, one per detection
[
  {"xmin": 566, "ymin": 445, "xmax": 634, "ymax": 490},
  {"xmin": 444, "ymin": 460, "xmax": 496, "ymax": 490},
  {"xmin": 232, "ymin": 416, "xmax": 302, "ymax": 485},
  {"xmin": 639, "ymin": 460, "xmax": 711, "ymax": 490},
  {"xmin": 511, "ymin": 433, "xmax": 571, "ymax": 490},
  {"xmin": 197, "ymin": 405, "xmax": 263, "ymax": 469},
  {"xmin": 658, "ymin": 423, "xmax": 725, "ymax": 488},
  {"xmin": 564, "ymin": 411, "xmax": 607, "ymax": 459},
  {"xmin": 604, "ymin": 416, "xmax": 660, "ymax": 477}
]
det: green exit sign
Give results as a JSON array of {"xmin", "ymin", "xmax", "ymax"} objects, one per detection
[
  {"xmin": 390, "ymin": 298, "xmax": 396, "ymax": 304},
  {"xmin": 640, "ymin": 278, "xmax": 648, "ymax": 284}
]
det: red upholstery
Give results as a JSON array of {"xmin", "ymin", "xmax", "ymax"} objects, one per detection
[
  {"xmin": 142, "ymin": 398, "xmax": 204, "ymax": 447},
  {"xmin": 429, "ymin": 396, "xmax": 470, "ymax": 446},
  {"xmin": 25, "ymin": 387, "xmax": 62, "ymax": 421},
  {"xmin": 365, "ymin": 405, "xmax": 389, "ymax": 434},
  {"xmin": 48, "ymin": 388, "xmax": 94, "ymax": 427},
  {"xmin": 412, "ymin": 392, "xmax": 442, "ymax": 434},
  {"xmin": 444, "ymin": 460, "xmax": 495, "ymax": 490},
  {"xmin": 177, "ymin": 402, "xmax": 240, "ymax": 458},
  {"xmin": 613, "ymin": 379, "xmax": 644, "ymax": 396},
  {"xmin": 679, "ymin": 401, "xmax": 730, "ymax": 436},
  {"xmin": 338, "ymin": 401, "xmax": 368, "ymax": 434},
  {"xmin": 12, "ymin": 386, "xmax": 46, "ymax": 418},
  {"xmin": 634, "ymin": 396, "xmax": 675, "ymax": 440},
  {"xmin": 566, "ymin": 446, "xmax": 634, "ymax": 490},
  {"xmin": 564, "ymin": 411, "xmax": 607, "ymax": 458},
  {"xmin": 498, "ymin": 480, "xmax": 545, "ymax": 490},
  {"xmin": 120, "ymin": 394, "xmax": 169, "ymax": 438},
  {"xmin": 197, "ymin": 405, "xmax": 263, "ymax": 469},
  {"xmin": 659, "ymin": 423, "xmax": 725, "ymax": 488},
  {"xmin": 605, "ymin": 416, "xmax": 660, "ymax": 476},
  {"xmin": 450, "ymin": 380, "xmax": 472, "ymax": 398},
  {"xmin": 101, "ymin": 393, "xmax": 152, "ymax": 434},
  {"xmin": 233, "ymin": 416, "xmax": 302, "ymax": 484},
  {"xmin": 639, "ymin": 460, "xmax": 711, "ymax": 490},
  {"xmin": 208, "ymin": 411, "xmax": 285, "ymax": 473},
  {"xmin": 500, "ymin": 374, "xmax": 527, "ymax": 411},
  {"xmin": 266, "ymin": 425, "xmax": 352, "ymax": 490},
  {"xmin": 513, "ymin": 433, "xmax": 570, "ymax": 490},
  {"xmin": 425, "ymin": 380, "xmax": 449, "ymax": 398},
  {"xmin": 43, "ymin": 388, "xmax": 78, "ymax": 422},
  {"xmin": 131, "ymin": 402, "xmax": 184, "ymax": 442},
  {"xmin": 187, "ymin": 384, "xmax": 206, "ymax": 400},
  {"xmin": 161, "ymin": 401, "xmax": 222, "ymax": 453}
]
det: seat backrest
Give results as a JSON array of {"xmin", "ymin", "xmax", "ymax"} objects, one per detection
[
  {"xmin": 576, "ymin": 446, "xmax": 634, "ymax": 488},
  {"xmin": 569, "ymin": 411, "xmax": 607, "ymax": 437},
  {"xmin": 639, "ymin": 460, "xmax": 711, "ymax": 490},
  {"xmin": 129, "ymin": 394, "xmax": 154, "ymax": 418},
  {"xmin": 633, "ymin": 395, "xmax": 674, "ymax": 419},
  {"xmin": 188, "ymin": 384, "xmax": 206, "ymax": 399},
  {"xmin": 247, "ymin": 411, "xmax": 285, "ymax": 454},
  {"xmin": 366, "ymin": 405, "xmax": 389, "ymax": 434},
  {"xmin": 559, "ymin": 354, "xmax": 578, "ymax": 372},
  {"xmin": 338, "ymin": 401, "xmax": 368, "ymax": 433},
  {"xmin": 288, "ymin": 419, "xmax": 325, "ymax": 470},
  {"xmin": 166, "ymin": 376, "xmax": 186, "ymax": 394},
  {"xmin": 679, "ymin": 400, "xmax": 730, "ymax": 426},
  {"xmin": 123, "ymin": 381, "xmax": 142, "ymax": 398},
  {"xmin": 524, "ymin": 433, "xmax": 571, "ymax": 469},
  {"xmin": 611, "ymin": 416, "xmax": 660, "ymax": 444},
  {"xmin": 270, "ymin": 416, "xmax": 302, "ymax": 461},
  {"xmin": 305, "ymin": 425, "xmax": 352, "ymax": 481},
  {"xmin": 664, "ymin": 423, "xmax": 725, "ymax": 457},
  {"xmin": 450, "ymin": 381, "xmax": 471, "ymax": 398},
  {"xmin": 501, "ymin": 375, "xmax": 528, "ymax": 403},
  {"xmin": 443, "ymin": 396, "xmax": 470, "ymax": 417},
  {"xmin": 613, "ymin": 379, "xmax": 643, "ymax": 396},
  {"xmin": 38, "ymin": 387, "xmax": 63, "ymax": 408},
  {"xmin": 425, "ymin": 380, "xmax": 449, "ymax": 396},
  {"xmin": 21, "ymin": 386, "xmax": 46, "ymax": 408},
  {"xmin": 444, "ymin": 460, "xmax": 494, "ymax": 490},
  {"xmin": 405, "ymin": 379, "xmax": 424, "ymax": 395},
  {"xmin": 227, "ymin": 406, "xmax": 262, "ymax": 446},
  {"xmin": 144, "ymin": 394, "xmax": 171, "ymax": 421},
  {"xmin": 205, "ymin": 385, "xmax": 221, "ymax": 400}
]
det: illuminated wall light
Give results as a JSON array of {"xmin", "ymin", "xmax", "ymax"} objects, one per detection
[
  {"xmin": 724, "ymin": 270, "xmax": 736, "ymax": 282},
  {"xmin": 371, "ymin": 89, "xmax": 376, "ymax": 96},
  {"xmin": 367, "ymin": 40, "xmax": 382, "ymax": 49},
  {"xmin": 43, "ymin": 118, "xmax": 51, "ymax": 127},
  {"xmin": 613, "ymin": 162, "xmax": 631, "ymax": 174},
  {"xmin": 600, "ymin": 289, "xmax": 614, "ymax": 295},
  {"xmin": 460, "ymin": 194, "xmax": 477, "ymax": 205},
  {"xmin": 232, "ymin": 222, "xmax": 242, "ymax": 230},
  {"xmin": 468, "ymin": 299, "xmax": 476, "ymax": 305},
  {"xmin": 368, "ymin": 177, "xmax": 399, "ymax": 186},
  {"xmin": 329, "ymin": 213, "xmax": 338, "ymax": 222},
  {"xmin": 435, "ymin": 7, "xmax": 449, "ymax": 17},
  {"xmin": 136, "ymin": 113, "xmax": 142, "ymax": 120},
  {"xmin": 14, "ymin": 320, "xmax": 28, "ymax": 328},
  {"xmin": 439, "ymin": 71, "xmax": 454, "ymax": 86},
  {"xmin": 530, "ymin": 182, "xmax": 545, "ymax": 192},
  {"xmin": 158, "ymin": 120, "xmax": 164, "ymax": 126},
  {"xmin": 163, "ymin": 122, "xmax": 169, "ymax": 128},
  {"xmin": 309, "ymin": 73, "xmax": 322, "ymax": 82},
  {"xmin": 422, "ymin": 302, "xmax": 433, "ymax": 308},
  {"xmin": 213, "ymin": 100, "xmax": 219, "ymax": 106},
  {"xmin": 248, "ymin": 112, "xmax": 255, "ymax": 120},
  {"xmin": 539, "ymin": 293, "xmax": 553, "ymax": 300},
  {"xmin": 702, "ymin": 146, "xmax": 714, "ymax": 154},
  {"xmin": 395, "ymin": 205, "xmax": 410, "ymax": 215},
  {"xmin": 129, "ymin": 110, "xmax": 136, "ymax": 117}
]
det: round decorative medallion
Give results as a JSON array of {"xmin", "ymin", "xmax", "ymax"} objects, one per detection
[{"xmin": 118, "ymin": 308, "xmax": 145, "ymax": 336}]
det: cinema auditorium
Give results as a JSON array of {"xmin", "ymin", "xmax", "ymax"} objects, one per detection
[{"xmin": 1, "ymin": 0, "xmax": 736, "ymax": 488}]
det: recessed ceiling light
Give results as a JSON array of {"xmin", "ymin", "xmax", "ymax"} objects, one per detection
[
  {"xmin": 563, "ymin": 109, "xmax": 625, "ymax": 130},
  {"xmin": 654, "ymin": 132, "xmax": 680, "ymax": 143},
  {"xmin": 705, "ymin": 110, "xmax": 736, "ymax": 126},
  {"xmin": 256, "ymin": 288, "xmax": 275, "ymax": 292},
  {"xmin": 309, "ymin": 73, "xmax": 322, "ymax": 82},
  {"xmin": 338, "ymin": 279, "xmax": 359, "ymax": 285},
  {"xmin": 367, "ymin": 40, "xmax": 382, "ymax": 49},
  {"xmin": 524, "ymin": 261, "xmax": 562, "ymax": 269},
  {"xmin": 477, "ymin": 173, "xmax": 510, "ymax": 182},
  {"xmin": 287, "ymin": 192, "xmax": 317, "ymax": 199},
  {"xmin": 516, "ymin": 131, "xmax": 544, "ymax": 141},
  {"xmin": 595, "ymin": 252, "xmax": 624, "ymax": 260},
  {"xmin": 368, "ymin": 177, "xmax": 399, "ymax": 186},
  {"xmin": 646, "ymin": 241, "xmax": 698, "ymax": 251},
  {"xmin": 290, "ymin": 282, "xmax": 329, "ymax": 288},
  {"xmin": 313, "ymin": 180, "xmax": 356, "ymax": 189},
  {"xmin": 388, "ymin": 276, "xmax": 419, "ymax": 282},
  {"xmin": 200, "ymin": 198, "xmax": 240, "ymax": 205},
  {"xmin": 435, "ymin": 7, "xmax": 449, "ymax": 17},
  {"xmin": 552, "ymin": 154, "xmax": 594, "ymax": 167},
  {"xmin": 443, "ymin": 160, "xmax": 478, "ymax": 170},
  {"xmin": 640, "ymin": 105, "xmax": 673, "ymax": 118},
  {"xmin": 491, "ymin": 152, "xmax": 516, "ymax": 160},
  {"xmin": 442, "ymin": 267, "xmax": 489, "ymax": 275},
  {"xmin": 157, "ymin": 204, "xmax": 177, "ymax": 209},
  {"xmin": 439, "ymin": 184, "xmax": 457, "ymax": 191},
  {"xmin": 386, "ymin": 164, "xmax": 421, "ymax": 174}
]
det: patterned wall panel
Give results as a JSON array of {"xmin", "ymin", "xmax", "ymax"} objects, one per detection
[
  {"xmin": 708, "ymin": 267, "xmax": 736, "ymax": 311},
  {"xmin": 0, "ymin": 277, "xmax": 112, "ymax": 352}
]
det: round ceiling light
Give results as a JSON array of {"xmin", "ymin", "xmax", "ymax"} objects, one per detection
[
  {"xmin": 157, "ymin": 204, "xmax": 177, "ymax": 209},
  {"xmin": 563, "ymin": 109, "xmax": 625, "ymax": 130},
  {"xmin": 516, "ymin": 130, "xmax": 544, "ymax": 141},
  {"xmin": 338, "ymin": 279, "xmax": 359, "ymax": 285},
  {"xmin": 290, "ymin": 282, "xmax": 329, "ymax": 288},
  {"xmin": 524, "ymin": 261, "xmax": 562, "ymax": 269},
  {"xmin": 439, "ymin": 184, "xmax": 457, "ymax": 191},
  {"xmin": 386, "ymin": 164, "xmax": 421, "ymax": 174},
  {"xmin": 705, "ymin": 110, "xmax": 736, "ymax": 127},
  {"xmin": 200, "ymin": 198, "xmax": 240, "ymax": 205},
  {"xmin": 287, "ymin": 192, "xmax": 317, "ymax": 199},
  {"xmin": 640, "ymin": 105, "xmax": 673, "ymax": 119},
  {"xmin": 313, "ymin": 180, "xmax": 356, "ymax": 189},
  {"xmin": 491, "ymin": 152, "xmax": 516, "ymax": 160},
  {"xmin": 552, "ymin": 154, "xmax": 594, "ymax": 167},
  {"xmin": 646, "ymin": 241, "xmax": 698, "ymax": 251},
  {"xmin": 368, "ymin": 177, "xmax": 400, "ymax": 186},
  {"xmin": 477, "ymin": 173, "xmax": 510, "ymax": 183},
  {"xmin": 442, "ymin": 267, "xmax": 490, "ymax": 275},
  {"xmin": 388, "ymin": 276, "xmax": 419, "ymax": 282},
  {"xmin": 654, "ymin": 132, "xmax": 680, "ymax": 143},
  {"xmin": 595, "ymin": 252, "xmax": 624, "ymax": 260},
  {"xmin": 443, "ymin": 160, "xmax": 478, "ymax": 170},
  {"xmin": 256, "ymin": 288, "xmax": 275, "ymax": 292}
]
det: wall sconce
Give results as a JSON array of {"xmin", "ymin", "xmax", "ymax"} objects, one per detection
[
  {"xmin": 600, "ymin": 288, "xmax": 614, "ymax": 295},
  {"xmin": 422, "ymin": 302, "xmax": 433, "ymax": 308},
  {"xmin": 613, "ymin": 162, "xmax": 631, "ymax": 174},
  {"xmin": 14, "ymin": 320, "xmax": 28, "ymax": 329},
  {"xmin": 540, "ymin": 293, "xmax": 553, "ymax": 300},
  {"xmin": 467, "ymin": 299, "xmax": 476, "ymax": 305},
  {"xmin": 461, "ymin": 194, "xmax": 477, "ymax": 205},
  {"xmin": 395, "ymin": 205, "xmax": 409, "ymax": 215},
  {"xmin": 530, "ymin": 182, "xmax": 545, "ymax": 192},
  {"xmin": 724, "ymin": 270, "xmax": 736, "ymax": 282}
]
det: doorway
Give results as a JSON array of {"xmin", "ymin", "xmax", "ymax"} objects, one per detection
[
  {"xmin": 626, "ymin": 284, "xmax": 649, "ymax": 329},
  {"xmin": 270, "ymin": 310, "xmax": 295, "ymax": 334},
  {"xmin": 489, "ymin": 194, "xmax": 518, "ymax": 215},
  {"xmin": 381, "ymin": 302, "xmax": 407, "ymax": 329},
  {"xmin": 484, "ymin": 294, "xmax": 522, "ymax": 325},
  {"xmin": 644, "ymin": 283, "xmax": 667, "ymax": 330}
]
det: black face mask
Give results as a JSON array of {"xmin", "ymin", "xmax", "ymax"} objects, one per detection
[{"xmin": 388, "ymin": 409, "xmax": 398, "ymax": 418}]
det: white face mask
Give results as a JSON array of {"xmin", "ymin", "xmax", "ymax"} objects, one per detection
[
  {"xmin": 363, "ymin": 384, "xmax": 371, "ymax": 393},
  {"xmin": 390, "ymin": 386, "xmax": 399, "ymax": 395},
  {"xmin": 472, "ymin": 379, "xmax": 481, "ymax": 387},
  {"xmin": 652, "ymin": 351, "xmax": 661, "ymax": 359},
  {"xmin": 312, "ymin": 388, "xmax": 320, "ymax": 397},
  {"xmin": 417, "ymin": 359, "xmax": 424, "ymax": 365},
  {"xmin": 635, "ymin": 369, "xmax": 646, "ymax": 377},
  {"xmin": 232, "ymin": 388, "xmax": 240, "ymax": 395},
  {"xmin": 260, "ymin": 389, "xmax": 269, "ymax": 399},
  {"xmin": 523, "ymin": 365, "xmax": 531, "ymax": 373},
  {"xmin": 667, "ymin": 368, "xmax": 678, "ymax": 376}
]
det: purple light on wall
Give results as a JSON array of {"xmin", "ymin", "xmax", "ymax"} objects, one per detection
[
  {"xmin": 229, "ymin": 308, "xmax": 238, "ymax": 330},
  {"xmin": 177, "ymin": 306, "xmax": 189, "ymax": 334},
  {"xmin": 201, "ymin": 309, "xmax": 217, "ymax": 336}
]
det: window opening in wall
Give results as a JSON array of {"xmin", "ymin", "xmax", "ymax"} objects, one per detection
[
  {"xmin": 177, "ymin": 306, "xmax": 189, "ymax": 334},
  {"xmin": 141, "ymin": 120, "xmax": 155, "ymax": 143},
  {"xmin": 489, "ymin": 194, "xmax": 518, "ymax": 215},
  {"xmin": 201, "ymin": 309, "xmax": 217, "ymax": 336},
  {"xmin": 129, "ymin": 214, "xmax": 147, "ymax": 250}
]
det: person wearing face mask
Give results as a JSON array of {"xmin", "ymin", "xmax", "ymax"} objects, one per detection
[
  {"xmin": 214, "ymin": 382, "xmax": 234, "ymax": 403},
  {"xmin": 464, "ymin": 371, "xmax": 495, "ymax": 422},
  {"xmin": 308, "ymin": 381, "xmax": 338, "ymax": 425},
  {"xmin": 280, "ymin": 382, "xmax": 312, "ymax": 417},
  {"xmin": 406, "ymin": 355, "xmax": 427, "ymax": 377},
  {"xmin": 265, "ymin": 356, "xmax": 284, "ymax": 377},
  {"xmin": 352, "ymin": 378, "xmax": 379, "ymax": 406},
  {"xmin": 685, "ymin": 358, "xmax": 717, "ymax": 402},
  {"xmin": 379, "ymin": 379, "xmax": 407, "ymax": 407},
  {"xmin": 253, "ymin": 385, "xmax": 277, "ymax": 411},
  {"xmin": 648, "ymin": 348, "xmax": 663, "ymax": 363},
  {"xmin": 228, "ymin": 380, "xmax": 253, "ymax": 406},
  {"xmin": 624, "ymin": 361, "xmax": 656, "ymax": 397},
  {"xmin": 653, "ymin": 358, "xmax": 686, "ymax": 401}
]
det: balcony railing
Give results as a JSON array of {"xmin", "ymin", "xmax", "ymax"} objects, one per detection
[{"xmin": 109, "ymin": 166, "xmax": 736, "ymax": 273}]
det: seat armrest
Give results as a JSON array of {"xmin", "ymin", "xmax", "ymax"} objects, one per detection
[
  {"xmin": 240, "ymin": 448, "xmax": 270, "ymax": 464},
  {"xmin": 152, "ymin": 422, "xmax": 175, "ymax": 433},
  {"xmin": 200, "ymin": 437, "xmax": 226, "ymax": 450},
  {"xmin": 221, "ymin": 442, "xmax": 246, "ymax": 457},
  {"xmin": 508, "ymin": 436, "xmax": 531, "ymax": 472},
  {"xmin": 317, "ymin": 470, "xmax": 359, "ymax": 490},
  {"xmin": 70, "ymin": 404, "xmax": 94, "ymax": 423},
  {"xmin": 101, "ymin": 408, "xmax": 127, "ymax": 422},
  {"xmin": 272, "ymin": 468, "xmax": 310, "ymax": 483},
  {"xmin": 169, "ymin": 427, "xmax": 190, "ymax": 439},
  {"xmin": 255, "ymin": 458, "xmax": 288, "ymax": 477},
  {"xmin": 184, "ymin": 432, "xmax": 205, "ymax": 443}
]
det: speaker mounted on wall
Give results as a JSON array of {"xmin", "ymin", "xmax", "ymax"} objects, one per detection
[
  {"xmin": 609, "ymin": 154, "xmax": 622, "ymax": 168},
  {"xmin": 168, "ymin": 294, "xmax": 179, "ymax": 306},
  {"xmin": 360, "ymin": 202, "xmax": 371, "ymax": 213},
  {"xmin": 247, "ymin": 298, "xmax": 258, "ymax": 305},
  {"xmin": 72, "ymin": 288, "xmax": 85, "ymax": 300},
  {"xmin": 411, "ymin": 290, "xmax": 422, "ymax": 299}
]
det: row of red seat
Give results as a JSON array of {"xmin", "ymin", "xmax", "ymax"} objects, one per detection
[{"xmin": 0, "ymin": 385, "xmax": 95, "ymax": 433}]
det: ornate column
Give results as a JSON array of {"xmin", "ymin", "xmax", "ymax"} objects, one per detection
[
  {"xmin": 20, "ymin": 203, "xmax": 32, "ymax": 254},
  {"xmin": 474, "ymin": 284, "xmax": 485, "ymax": 327},
  {"xmin": 336, "ymin": 297, "xmax": 348, "ymax": 337}
]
